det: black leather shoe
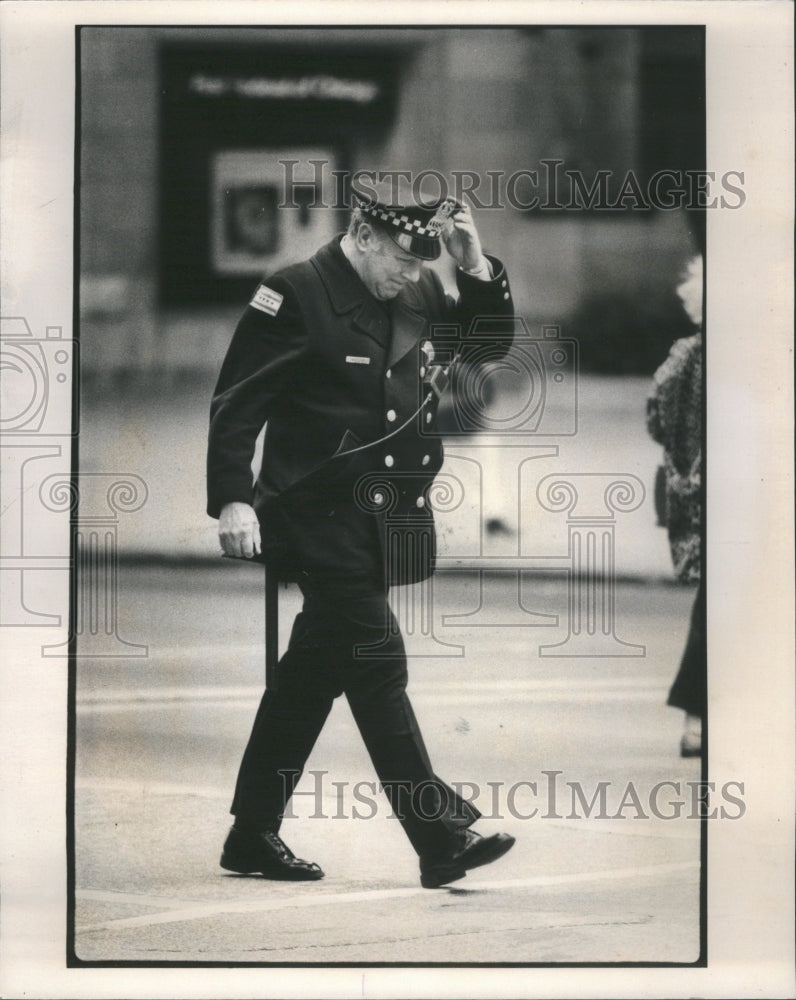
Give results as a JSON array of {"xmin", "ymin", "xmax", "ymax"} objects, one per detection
[
  {"xmin": 220, "ymin": 825, "xmax": 324, "ymax": 881},
  {"xmin": 420, "ymin": 829, "xmax": 515, "ymax": 889}
]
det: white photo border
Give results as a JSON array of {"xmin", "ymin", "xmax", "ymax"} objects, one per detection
[{"xmin": 0, "ymin": 1, "xmax": 793, "ymax": 998}]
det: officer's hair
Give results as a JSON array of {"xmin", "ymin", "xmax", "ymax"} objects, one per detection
[
  {"xmin": 348, "ymin": 208, "xmax": 387, "ymax": 246},
  {"xmin": 347, "ymin": 207, "xmax": 367, "ymax": 237}
]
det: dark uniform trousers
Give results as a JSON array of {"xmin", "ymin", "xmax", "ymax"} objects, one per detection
[{"xmin": 231, "ymin": 576, "xmax": 480, "ymax": 857}]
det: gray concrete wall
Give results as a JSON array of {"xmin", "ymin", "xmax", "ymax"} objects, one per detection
[{"xmin": 79, "ymin": 27, "xmax": 697, "ymax": 378}]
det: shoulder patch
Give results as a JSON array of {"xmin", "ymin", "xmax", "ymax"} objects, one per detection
[{"xmin": 250, "ymin": 284, "xmax": 284, "ymax": 317}]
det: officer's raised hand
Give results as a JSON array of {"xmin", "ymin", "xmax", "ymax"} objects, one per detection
[
  {"xmin": 441, "ymin": 200, "xmax": 488, "ymax": 273},
  {"xmin": 219, "ymin": 501, "xmax": 261, "ymax": 559}
]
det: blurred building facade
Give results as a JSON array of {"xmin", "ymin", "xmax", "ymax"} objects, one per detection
[{"xmin": 79, "ymin": 26, "xmax": 705, "ymax": 380}]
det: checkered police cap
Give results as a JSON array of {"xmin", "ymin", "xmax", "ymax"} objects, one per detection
[{"xmin": 354, "ymin": 188, "xmax": 460, "ymax": 262}]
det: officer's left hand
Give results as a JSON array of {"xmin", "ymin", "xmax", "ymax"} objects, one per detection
[
  {"xmin": 219, "ymin": 501, "xmax": 261, "ymax": 560},
  {"xmin": 441, "ymin": 200, "xmax": 487, "ymax": 272}
]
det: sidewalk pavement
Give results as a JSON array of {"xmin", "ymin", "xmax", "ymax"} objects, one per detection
[
  {"xmin": 74, "ymin": 779, "xmax": 701, "ymax": 964},
  {"xmin": 72, "ymin": 569, "xmax": 703, "ymax": 965}
]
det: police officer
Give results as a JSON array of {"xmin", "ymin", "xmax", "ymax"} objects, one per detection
[{"xmin": 207, "ymin": 180, "xmax": 517, "ymax": 888}]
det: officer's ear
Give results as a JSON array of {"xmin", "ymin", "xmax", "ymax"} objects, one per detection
[{"xmin": 355, "ymin": 222, "xmax": 382, "ymax": 255}]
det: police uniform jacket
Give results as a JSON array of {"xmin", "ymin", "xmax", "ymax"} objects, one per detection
[{"xmin": 207, "ymin": 235, "xmax": 515, "ymax": 586}]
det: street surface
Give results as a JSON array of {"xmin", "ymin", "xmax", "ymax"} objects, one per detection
[{"xmin": 74, "ymin": 563, "xmax": 703, "ymax": 965}]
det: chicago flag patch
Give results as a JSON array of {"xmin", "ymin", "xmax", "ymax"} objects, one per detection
[{"xmin": 250, "ymin": 284, "xmax": 284, "ymax": 316}]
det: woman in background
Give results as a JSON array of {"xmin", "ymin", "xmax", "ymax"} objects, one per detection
[{"xmin": 647, "ymin": 254, "xmax": 704, "ymax": 757}]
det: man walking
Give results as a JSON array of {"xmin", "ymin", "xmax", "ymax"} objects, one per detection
[{"xmin": 207, "ymin": 178, "xmax": 517, "ymax": 887}]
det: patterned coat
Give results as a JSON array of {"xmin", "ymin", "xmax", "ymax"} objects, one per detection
[
  {"xmin": 646, "ymin": 333, "xmax": 702, "ymax": 583},
  {"xmin": 207, "ymin": 235, "xmax": 515, "ymax": 585}
]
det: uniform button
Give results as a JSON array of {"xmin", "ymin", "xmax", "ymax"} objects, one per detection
[
  {"xmin": 416, "ymin": 496, "xmax": 425, "ymax": 508},
  {"xmin": 422, "ymin": 454, "xmax": 430, "ymax": 466},
  {"xmin": 387, "ymin": 409, "xmax": 396, "ymax": 422},
  {"xmin": 425, "ymin": 412, "xmax": 432, "ymax": 424},
  {"xmin": 373, "ymin": 492, "xmax": 384, "ymax": 505},
  {"xmin": 386, "ymin": 368, "xmax": 392, "ymax": 379},
  {"xmin": 419, "ymin": 366, "xmax": 426, "ymax": 378},
  {"xmin": 384, "ymin": 455, "xmax": 394, "ymax": 468},
  {"xmin": 503, "ymin": 291, "xmax": 510, "ymax": 300},
  {"xmin": 501, "ymin": 279, "xmax": 507, "ymax": 288}
]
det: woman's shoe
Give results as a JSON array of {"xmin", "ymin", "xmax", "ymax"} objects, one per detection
[{"xmin": 680, "ymin": 713, "xmax": 702, "ymax": 757}]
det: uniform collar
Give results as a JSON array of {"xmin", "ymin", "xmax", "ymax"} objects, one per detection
[
  {"xmin": 309, "ymin": 237, "xmax": 387, "ymax": 338},
  {"xmin": 311, "ymin": 236, "xmax": 426, "ymax": 360},
  {"xmin": 310, "ymin": 237, "xmax": 363, "ymax": 307}
]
